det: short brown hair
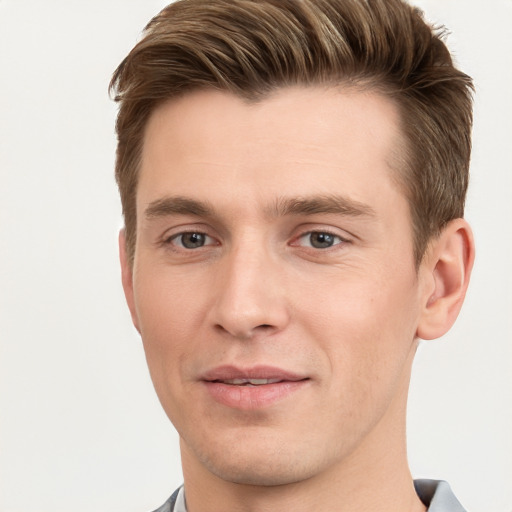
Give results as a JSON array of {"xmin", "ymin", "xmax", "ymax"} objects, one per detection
[{"xmin": 110, "ymin": 0, "xmax": 473, "ymax": 265}]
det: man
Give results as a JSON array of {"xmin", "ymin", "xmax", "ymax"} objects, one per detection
[{"xmin": 110, "ymin": 0, "xmax": 474, "ymax": 510}]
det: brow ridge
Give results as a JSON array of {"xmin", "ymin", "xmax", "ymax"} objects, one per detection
[
  {"xmin": 143, "ymin": 194, "xmax": 375, "ymax": 220},
  {"xmin": 144, "ymin": 196, "xmax": 214, "ymax": 219},
  {"xmin": 269, "ymin": 194, "xmax": 376, "ymax": 218}
]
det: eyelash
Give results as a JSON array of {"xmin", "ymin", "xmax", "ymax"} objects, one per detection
[
  {"xmin": 292, "ymin": 230, "xmax": 349, "ymax": 250},
  {"xmin": 161, "ymin": 229, "xmax": 349, "ymax": 253},
  {"xmin": 164, "ymin": 231, "xmax": 217, "ymax": 250}
]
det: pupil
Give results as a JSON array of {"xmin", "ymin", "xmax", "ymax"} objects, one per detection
[
  {"xmin": 311, "ymin": 232, "xmax": 334, "ymax": 249},
  {"xmin": 183, "ymin": 233, "xmax": 205, "ymax": 248}
]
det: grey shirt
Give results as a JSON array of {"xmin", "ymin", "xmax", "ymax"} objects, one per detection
[{"xmin": 152, "ymin": 479, "xmax": 466, "ymax": 511}]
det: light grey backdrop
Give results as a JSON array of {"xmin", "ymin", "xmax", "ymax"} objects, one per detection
[{"xmin": 1, "ymin": 1, "xmax": 510, "ymax": 511}]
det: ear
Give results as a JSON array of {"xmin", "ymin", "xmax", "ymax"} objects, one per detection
[
  {"xmin": 416, "ymin": 219, "xmax": 475, "ymax": 340},
  {"xmin": 119, "ymin": 229, "xmax": 141, "ymax": 334}
]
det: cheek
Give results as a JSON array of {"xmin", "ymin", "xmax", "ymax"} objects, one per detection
[
  {"xmin": 132, "ymin": 269, "xmax": 199, "ymax": 391},
  {"xmin": 305, "ymin": 281, "xmax": 419, "ymax": 443},
  {"xmin": 296, "ymin": 267, "xmax": 420, "ymax": 386},
  {"xmin": 135, "ymin": 263, "xmax": 204, "ymax": 338}
]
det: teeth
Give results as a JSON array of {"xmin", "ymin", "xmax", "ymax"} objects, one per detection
[
  {"xmin": 222, "ymin": 378, "xmax": 282, "ymax": 385},
  {"xmin": 251, "ymin": 378, "xmax": 270, "ymax": 385}
]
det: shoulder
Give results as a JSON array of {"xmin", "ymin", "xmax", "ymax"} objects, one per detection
[
  {"xmin": 150, "ymin": 481, "xmax": 465, "ymax": 512},
  {"xmin": 414, "ymin": 479, "xmax": 466, "ymax": 512},
  {"xmin": 150, "ymin": 487, "xmax": 180, "ymax": 512}
]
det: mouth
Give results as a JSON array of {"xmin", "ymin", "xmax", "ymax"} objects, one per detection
[
  {"xmin": 201, "ymin": 366, "xmax": 310, "ymax": 410},
  {"xmin": 211, "ymin": 377, "xmax": 288, "ymax": 386}
]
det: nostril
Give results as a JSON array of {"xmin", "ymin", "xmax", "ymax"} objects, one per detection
[
  {"xmin": 213, "ymin": 322, "xmax": 276, "ymax": 339},
  {"xmin": 254, "ymin": 324, "xmax": 276, "ymax": 333}
]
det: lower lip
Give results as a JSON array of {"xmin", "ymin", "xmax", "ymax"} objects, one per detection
[{"xmin": 203, "ymin": 380, "xmax": 308, "ymax": 410}]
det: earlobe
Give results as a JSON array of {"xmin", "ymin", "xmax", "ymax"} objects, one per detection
[
  {"xmin": 119, "ymin": 229, "xmax": 141, "ymax": 334},
  {"xmin": 416, "ymin": 219, "xmax": 475, "ymax": 340}
]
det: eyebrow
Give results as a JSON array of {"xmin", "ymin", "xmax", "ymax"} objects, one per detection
[
  {"xmin": 268, "ymin": 194, "xmax": 376, "ymax": 218},
  {"xmin": 145, "ymin": 196, "xmax": 214, "ymax": 219},
  {"xmin": 144, "ymin": 194, "xmax": 376, "ymax": 220}
]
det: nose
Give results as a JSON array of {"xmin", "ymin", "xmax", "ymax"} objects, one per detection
[{"xmin": 209, "ymin": 241, "xmax": 290, "ymax": 340}]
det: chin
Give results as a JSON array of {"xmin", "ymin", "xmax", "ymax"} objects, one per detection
[
  {"xmin": 205, "ymin": 457, "xmax": 311, "ymax": 487},
  {"xmin": 189, "ymin": 434, "xmax": 329, "ymax": 487}
]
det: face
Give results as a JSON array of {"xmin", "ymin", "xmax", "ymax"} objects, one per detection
[{"xmin": 122, "ymin": 87, "xmax": 432, "ymax": 486}]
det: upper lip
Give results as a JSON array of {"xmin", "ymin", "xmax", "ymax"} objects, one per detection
[{"xmin": 201, "ymin": 365, "xmax": 308, "ymax": 383}]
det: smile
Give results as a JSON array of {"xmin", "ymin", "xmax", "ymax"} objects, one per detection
[
  {"xmin": 214, "ymin": 378, "xmax": 284, "ymax": 386},
  {"xmin": 201, "ymin": 366, "xmax": 310, "ymax": 410}
]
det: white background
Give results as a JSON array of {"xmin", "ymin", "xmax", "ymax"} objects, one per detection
[{"xmin": 0, "ymin": 1, "xmax": 510, "ymax": 511}]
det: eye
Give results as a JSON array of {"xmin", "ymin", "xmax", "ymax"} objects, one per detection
[
  {"xmin": 297, "ymin": 231, "xmax": 345, "ymax": 249},
  {"xmin": 169, "ymin": 232, "xmax": 215, "ymax": 249}
]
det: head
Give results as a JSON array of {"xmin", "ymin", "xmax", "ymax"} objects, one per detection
[
  {"xmin": 110, "ymin": 0, "xmax": 474, "ymax": 268},
  {"xmin": 110, "ymin": 0, "xmax": 474, "ymax": 494}
]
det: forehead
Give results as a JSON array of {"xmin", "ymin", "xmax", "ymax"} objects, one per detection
[{"xmin": 139, "ymin": 86, "xmax": 405, "ymax": 214}]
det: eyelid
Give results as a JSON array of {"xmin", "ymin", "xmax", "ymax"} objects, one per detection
[
  {"xmin": 159, "ymin": 224, "xmax": 219, "ymax": 248},
  {"xmin": 290, "ymin": 225, "xmax": 352, "ymax": 246},
  {"xmin": 296, "ymin": 230, "xmax": 346, "ymax": 248},
  {"xmin": 170, "ymin": 231, "xmax": 218, "ymax": 246},
  {"xmin": 173, "ymin": 232, "xmax": 215, "ymax": 247}
]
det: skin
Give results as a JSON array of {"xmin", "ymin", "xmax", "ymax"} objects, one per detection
[{"xmin": 120, "ymin": 87, "xmax": 474, "ymax": 512}]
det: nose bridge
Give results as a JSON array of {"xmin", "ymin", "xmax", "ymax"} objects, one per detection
[{"xmin": 211, "ymin": 233, "xmax": 288, "ymax": 338}]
